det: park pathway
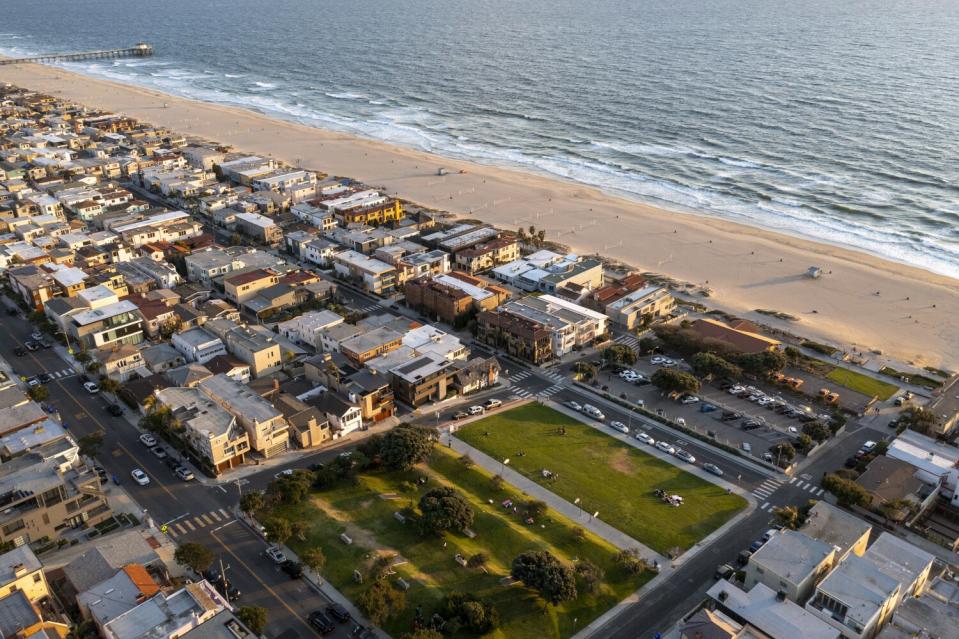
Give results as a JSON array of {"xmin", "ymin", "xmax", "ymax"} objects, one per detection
[{"xmin": 449, "ymin": 436, "xmax": 666, "ymax": 565}]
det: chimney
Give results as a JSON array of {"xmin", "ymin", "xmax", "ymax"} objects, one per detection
[
  {"xmin": 776, "ymin": 591, "xmax": 787, "ymax": 602},
  {"xmin": 273, "ymin": 378, "xmax": 280, "ymax": 394},
  {"xmin": 12, "ymin": 563, "xmax": 26, "ymax": 578}
]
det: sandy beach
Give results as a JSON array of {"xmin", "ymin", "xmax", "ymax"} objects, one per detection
[{"xmin": 3, "ymin": 62, "xmax": 958, "ymax": 368}]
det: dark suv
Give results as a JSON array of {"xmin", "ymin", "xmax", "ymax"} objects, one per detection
[
  {"xmin": 326, "ymin": 603, "xmax": 351, "ymax": 622},
  {"xmin": 308, "ymin": 611, "xmax": 335, "ymax": 634}
]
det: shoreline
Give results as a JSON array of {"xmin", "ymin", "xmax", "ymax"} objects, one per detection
[{"xmin": 3, "ymin": 62, "xmax": 959, "ymax": 367}]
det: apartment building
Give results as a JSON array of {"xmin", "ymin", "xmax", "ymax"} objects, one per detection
[
  {"xmin": 390, "ymin": 353, "xmax": 457, "ymax": 407},
  {"xmin": 222, "ymin": 324, "xmax": 282, "ymax": 378},
  {"xmin": 155, "ymin": 387, "xmax": 250, "ymax": 475},
  {"xmin": 0, "ymin": 455, "xmax": 111, "ymax": 547},
  {"xmin": 69, "ymin": 300, "xmax": 144, "ymax": 350},
  {"xmin": 340, "ymin": 327, "xmax": 404, "ymax": 365},
  {"xmin": 705, "ymin": 580, "xmax": 842, "ymax": 639},
  {"xmin": 500, "ymin": 294, "xmax": 608, "ymax": 357},
  {"xmin": 172, "ymin": 328, "xmax": 227, "ymax": 364},
  {"xmin": 291, "ymin": 202, "xmax": 337, "ymax": 231},
  {"xmin": 454, "ymin": 236, "xmax": 520, "ymax": 274},
  {"xmin": 332, "ymin": 250, "xmax": 397, "ymax": 295},
  {"xmin": 198, "ymin": 374, "xmax": 290, "ymax": 458},
  {"xmin": 605, "ymin": 284, "xmax": 676, "ymax": 329},
  {"xmin": 223, "ymin": 268, "xmax": 279, "ymax": 304},
  {"xmin": 6, "ymin": 265, "xmax": 57, "ymax": 311},
  {"xmin": 277, "ymin": 310, "xmax": 344, "ymax": 350},
  {"xmin": 184, "ymin": 248, "xmax": 243, "ymax": 284},
  {"xmin": 395, "ymin": 249, "xmax": 450, "ymax": 284},
  {"xmin": 492, "ymin": 250, "xmax": 603, "ymax": 293},
  {"xmin": 744, "ymin": 530, "xmax": 837, "ymax": 604},
  {"xmin": 0, "ymin": 546, "xmax": 49, "ymax": 604},
  {"xmin": 806, "ymin": 555, "xmax": 901, "ymax": 639},
  {"xmin": 234, "ymin": 212, "xmax": 283, "ymax": 246},
  {"xmin": 476, "ymin": 310, "xmax": 553, "ymax": 365}
]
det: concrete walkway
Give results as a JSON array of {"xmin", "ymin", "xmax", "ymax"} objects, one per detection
[{"xmin": 449, "ymin": 435, "xmax": 664, "ymax": 564}]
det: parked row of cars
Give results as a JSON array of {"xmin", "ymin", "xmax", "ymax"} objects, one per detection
[
  {"xmin": 725, "ymin": 383, "xmax": 827, "ymax": 423},
  {"xmin": 565, "ymin": 400, "xmax": 606, "ymax": 421},
  {"xmin": 136, "ymin": 433, "xmax": 195, "ymax": 481}
]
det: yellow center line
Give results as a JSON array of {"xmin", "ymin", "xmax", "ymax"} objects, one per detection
[{"xmin": 210, "ymin": 531, "xmax": 320, "ymax": 637}]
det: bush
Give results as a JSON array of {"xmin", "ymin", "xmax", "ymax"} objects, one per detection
[
  {"xmin": 574, "ymin": 558, "xmax": 605, "ymax": 593},
  {"xmin": 236, "ymin": 607, "xmax": 267, "ymax": 634},
  {"xmin": 358, "ymin": 580, "xmax": 406, "ymax": 625},
  {"xmin": 466, "ymin": 552, "xmax": 489, "ymax": 569},
  {"xmin": 769, "ymin": 442, "xmax": 796, "ymax": 463},
  {"xmin": 733, "ymin": 350, "xmax": 787, "ymax": 376},
  {"xmin": 613, "ymin": 548, "xmax": 647, "ymax": 575},
  {"xmin": 898, "ymin": 406, "xmax": 940, "ymax": 436},
  {"xmin": 511, "ymin": 551, "xmax": 577, "ymax": 605},
  {"xmin": 690, "ymin": 352, "xmax": 742, "ymax": 380},
  {"xmin": 802, "ymin": 421, "xmax": 832, "ymax": 442},
  {"xmin": 650, "ymin": 368, "xmax": 700, "ymax": 394},
  {"xmin": 822, "ymin": 474, "xmax": 871, "ymax": 508},
  {"xmin": 443, "ymin": 592, "xmax": 500, "ymax": 633},
  {"xmin": 418, "ymin": 487, "xmax": 474, "ymax": 535}
]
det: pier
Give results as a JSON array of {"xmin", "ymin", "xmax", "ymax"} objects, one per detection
[{"xmin": 0, "ymin": 42, "xmax": 153, "ymax": 66}]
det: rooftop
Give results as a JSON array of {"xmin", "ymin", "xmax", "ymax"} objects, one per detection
[
  {"xmin": 0, "ymin": 545, "xmax": 42, "ymax": 586},
  {"xmin": 863, "ymin": 532, "xmax": 934, "ymax": 593},
  {"xmin": 813, "ymin": 554, "xmax": 900, "ymax": 628},
  {"xmin": 800, "ymin": 501, "xmax": 872, "ymax": 557},
  {"xmin": 750, "ymin": 530, "xmax": 835, "ymax": 585},
  {"xmin": 72, "ymin": 300, "xmax": 139, "ymax": 326},
  {"xmin": 707, "ymin": 580, "xmax": 840, "ymax": 639},
  {"xmin": 199, "ymin": 374, "xmax": 282, "ymax": 425},
  {"xmin": 156, "ymin": 387, "xmax": 237, "ymax": 439}
]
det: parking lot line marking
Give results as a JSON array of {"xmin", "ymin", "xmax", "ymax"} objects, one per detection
[{"xmin": 183, "ymin": 519, "xmax": 196, "ymax": 531}]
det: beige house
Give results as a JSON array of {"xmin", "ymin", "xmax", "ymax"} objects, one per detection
[
  {"xmin": 604, "ymin": 284, "xmax": 676, "ymax": 329},
  {"xmin": 0, "ymin": 546, "xmax": 50, "ymax": 603},
  {"xmin": 744, "ymin": 530, "xmax": 836, "ymax": 604},
  {"xmin": 223, "ymin": 268, "xmax": 279, "ymax": 304},
  {"xmin": 155, "ymin": 387, "xmax": 250, "ymax": 475},
  {"xmin": 198, "ymin": 374, "xmax": 290, "ymax": 458},
  {"xmin": 223, "ymin": 324, "xmax": 282, "ymax": 378}
]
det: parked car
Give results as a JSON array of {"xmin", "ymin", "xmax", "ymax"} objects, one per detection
[
  {"xmin": 37, "ymin": 373, "xmax": 52, "ymax": 384},
  {"xmin": 175, "ymin": 466, "xmax": 195, "ymax": 481},
  {"xmin": 30, "ymin": 332, "xmax": 43, "ymax": 341},
  {"xmin": 565, "ymin": 401, "xmax": 583, "ymax": 412},
  {"xmin": 150, "ymin": 446, "xmax": 168, "ymax": 460},
  {"xmin": 740, "ymin": 442, "xmax": 752, "ymax": 453},
  {"xmin": 468, "ymin": 405, "xmax": 485, "ymax": 415},
  {"xmin": 484, "ymin": 398, "xmax": 502, "ymax": 409},
  {"xmin": 130, "ymin": 469, "xmax": 150, "ymax": 486},
  {"xmin": 139, "ymin": 433, "xmax": 157, "ymax": 447},
  {"xmin": 583, "ymin": 404, "xmax": 605, "ymax": 420},
  {"xmin": 13, "ymin": 346, "xmax": 24, "ymax": 357},
  {"xmin": 635, "ymin": 432, "xmax": 655, "ymax": 445},
  {"xmin": 24, "ymin": 341, "xmax": 40, "ymax": 352},
  {"xmin": 680, "ymin": 395, "xmax": 700, "ymax": 405},
  {"xmin": 737, "ymin": 550, "xmax": 753, "ymax": 566},
  {"xmin": 655, "ymin": 441, "xmax": 676, "ymax": 455},
  {"xmin": 106, "ymin": 404, "xmax": 123, "ymax": 416},
  {"xmin": 715, "ymin": 563, "xmax": 736, "ymax": 580},
  {"xmin": 326, "ymin": 603, "xmax": 352, "ymax": 623},
  {"xmin": 453, "ymin": 411, "xmax": 469, "ymax": 420},
  {"xmin": 266, "ymin": 545, "xmax": 287, "ymax": 564},
  {"xmin": 610, "ymin": 421, "xmax": 629, "ymax": 434},
  {"xmin": 674, "ymin": 449, "xmax": 696, "ymax": 464},
  {"xmin": 38, "ymin": 338, "xmax": 51, "ymax": 349},
  {"xmin": 861, "ymin": 440, "xmax": 877, "ymax": 453},
  {"xmin": 93, "ymin": 466, "xmax": 109, "ymax": 483},
  {"xmin": 25, "ymin": 376, "xmax": 40, "ymax": 387},
  {"xmin": 700, "ymin": 403, "xmax": 718, "ymax": 413},
  {"xmin": 703, "ymin": 463, "xmax": 724, "ymax": 476},
  {"xmin": 309, "ymin": 611, "xmax": 336, "ymax": 634},
  {"xmin": 748, "ymin": 539, "xmax": 765, "ymax": 552},
  {"xmin": 280, "ymin": 560, "xmax": 303, "ymax": 579},
  {"xmin": 83, "ymin": 381, "xmax": 100, "ymax": 394}
]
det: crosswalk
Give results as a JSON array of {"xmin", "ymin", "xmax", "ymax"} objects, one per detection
[
  {"xmin": 752, "ymin": 478, "xmax": 783, "ymax": 500},
  {"xmin": 541, "ymin": 370, "xmax": 566, "ymax": 384},
  {"xmin": 509, "ymin": 370, "xmax": 533, "ymax": 382},
  {"xmin": 614, "ymin": 333, "xmax": 640, "ymax": 350},
  {"xmin": 512, "ymin": 388, "xmax": 535, "ymax": 399},
  {"xmin": 788, "ymin": 476, "xmax": 825, "ymax": 496},
  {"xmin": 48, "ymin": 368, "xmax": 76, "ymax": 379},
  {"xmin": 358, "ymin": 303, "xmax": 382, "ymax": 313},
  {"xmin": 538, "ymin": 384, "xmax": 564, "ymax": 399},
  {"xmin": 165, "ymin": 508, "xmax": 234, "ymax": 537}
]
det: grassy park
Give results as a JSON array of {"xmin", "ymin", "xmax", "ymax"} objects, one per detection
[
  {"xmin": 261, "ymin": 444, "xmax": 651, "ymax": 638},
  {"xmin": 826, "ymin": 367, "xmax": 898, "ymax": 400},
  {"xmin": 456, "ymin": 403, "xmax": 747, "ymax": 555}
]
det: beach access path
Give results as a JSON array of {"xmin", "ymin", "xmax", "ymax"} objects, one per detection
[{"xmin": 3, "ymin": 62, "xmax": 959, "ymax": 367}]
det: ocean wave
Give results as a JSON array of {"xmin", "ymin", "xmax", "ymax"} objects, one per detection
[
  {"xmin": 252, "ymin": 81, "xmax": 276, "ymax": 89},
  {"xmin": 325, "ymin": 91, "xmax": 365, "ymax": 100}
]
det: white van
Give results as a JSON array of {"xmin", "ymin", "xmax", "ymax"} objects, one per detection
[
  {"xmin": 741, "ymin": 442, "xmax": 752, "ymax": 453},
  {"xmin": 583, "ymin": 404, "xmax": 605, "ymax": 421}
]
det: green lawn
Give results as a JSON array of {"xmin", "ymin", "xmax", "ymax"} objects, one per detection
[
  {"xmin": 826, "ymin": 367, "xmax": 898, "ymax": 400},
  {"xmin": 456, "ymin": 403, "xmax": 746, "ymax": 555},
  {"xmin": 266, "ymin": 446, "xmax": 649, "ymax": 639}
]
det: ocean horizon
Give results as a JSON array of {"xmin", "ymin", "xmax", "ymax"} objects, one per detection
[{"xmin": 3, "ymin": 0, "xmax": 958, "ymax": 278}]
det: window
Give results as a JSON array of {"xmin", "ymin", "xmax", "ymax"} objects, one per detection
[{"xmin": 32, "ymin": 574, "xmax": 41, "ymax": 583}]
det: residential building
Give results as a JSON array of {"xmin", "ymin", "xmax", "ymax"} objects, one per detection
[
  {"xmin": 0, "ymin": 546, "xmax": 49, "ymax": 603},
  {"xmin": 855, "ymin": 456, "xmax": 936, "ymax": 521},
  {"xmin": 69, "ymin": 300, "xmax": 143, "ymax": 350},
  {"xmin": 124, "ymin": 256, "xmax": 182, "ymax": 288},
  {"xmin": 806, "ymin": 555, "xmax": 901, "ymax": 639},
  {"xmin": 184, "ymin": 248, "xmax": 242, "ymax": 284},
  {"xmin": 451, "ymin": 356, "xmax": 501, "ymax": 396},
  {"xmin": 6, "ymin": 265, "xmax": 57, "ymax": 310},
  {"xmin": 205, "ymin": 355, "xmax": 251, "ymax": 384},
  {"xmin": 500, "ymin": 294, "xmax": 608, "ymax": 356},
  {"xmin": 340, "ymin": 327, "xmax": 404, "ymax": 365},
  {"xmin": 605, "ymin": 284, "xmax": 676, "ymax": 329},
  {"xmin": 390, "ymin": 352, "xmax": 457, "ymax": 407},
  {"xmin": 223, "ymin": 268, "xmax": 279, "ymax": 304},
  {"xmin": 234, "ymin": 212, "xmax": 283, "ymax": 246},
  {"xmin": 706, "ymin": 580, "xmax": 841, "ymax": 639},
  {"xmin": 141, "ymin": 343, "xmax": 186, "ymax": 374},
  {"xmin": 402, "ymin": 324, "xmax": 469, "ymax": 360},
  {"xmin": 0, "ymin": 589, "xmax": 69, "ymax": 639},
  {"xmin": 885, "ymin": 429, "xmax": 959, "ymax": 506},
  {"xmin": 309, "ymin": 393, "xmax": 362, "ymax": 437},
  {"xmin": 862, "ymin": 533, "xmax": 935, "ymax": 606},
  {"xmin": 0, "ymin": 455, "xmax": 111, "ymax": 547},
  {"xmin": 800, "ymin": 501, "xmax": 873, "ymax": 562},
  {"xmin": 333, "ymin": 250, "xmax": 397, "ymax": 294},
  {"xmin": 155, "ymin": 387, "xmax": 250, "ymax": 474},
  {"xmin": 454, "ymin": 236, "xmax": 520, "ymax": 274},
  {"xmin": 744, "ymin": 530, "xmax": 837, "ymax": 604},
  {"xmin": 93, "ymin": 343, "xmax": 147, "ymax": 382},
  {"xmin": 102, "ymin": 582, "xmax": 229, "ymax": 639},
  {"xmin": 172, "ymin": 328, "xmax": 227, "ymax": 364},
  {"xmin": 477, "ymin": 309, "xmax": 553, "ymax": 365},
  {"xmin": 222, "ymin": 324, "xmax": 282, "ymax": 377},
  {"xmin": 198, "ymin": 374, "xmax": 289, "ymax": 457},
  {"xmin": 78, "ymin": 565, "xmax": 161, "ymax": 635},
  {"xmin": 273, "ymin": 393, "xmax": 332, "ymax": 448},
  {"xmin": 404, "ymin": 272, "xmax": 510, "ymax": 324},
  {"xmin": 396, "ymin": 249, "xmax": 451, "ymax": 284},
  {"xmin": 491, "ymin": 251, "xmax": 603, "ymax": 293},
  {"xmin": 277, "ymin": 310, "xmax": 344, "ymax": 350}
]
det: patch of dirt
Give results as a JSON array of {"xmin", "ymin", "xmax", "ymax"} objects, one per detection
[{"xmin": 608, "ymin": 448, "xmax": 636, "ymax": 475}]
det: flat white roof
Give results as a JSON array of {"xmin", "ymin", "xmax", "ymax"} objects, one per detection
[
  {"xmin": 707, "ymin": 581, "xmax": 840, "ymax": 639},
  {"xmin": 334, "ymin": 250, "xmax": 395, "ymax": 275},
  {"xmin": 434, "ymin": 273, "xmax": 493, "ymax": 301},
  {"xmin": 235, "ymin": 212, "xmax": 277, "ymax": 228},
  {"xmin": 113, "ymin": 210, "xmax": 188, "ymax": 233},
  {"xmin": 539, "ymin": 294, "xmax": 608, "ymax": 322},
  {"xmin": 72, "ymin": 300, "xmax": 138, "ymax": 326},
  {"xmin": 608, "ymin": 285, "xmax": 668, "ymax": 311}
]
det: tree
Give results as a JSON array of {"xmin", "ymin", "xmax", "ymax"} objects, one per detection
[
  {"xmin": 769, "ymin": 442, "xmax": 796, "ymax": 464},
  {"xmin": 614, "ymin": 548, "xmax": 648, "ymax": 575},
  {"xmin": 466, "ymin": 552, "xmax": 489, "ymax": 569},
  {"xmin": 650, "ymin": 368, "xmax": 700, "ymax": 394},
  {"xmin": 734, "ymin": 350, "xmax": 787, "ymax": 377},
  {"xmin": 268, "ymin": 470, "xmax": 313, "ymax": 505},
  {"xmin": 638, "ymin": 336, "xmax": 658, "ymax": 355},
  {"xmin": 174, "ymin": 542, "xmax": 215, "ymax": 573},
  {"xmin": 239, "ymin": 491, "xmax": 264, "ymax": 516},
  {"xmin": 573, "ymin": 361, "xmax": 597, "ymax": 382},
  {"xmin": 99, "ymin": 377, "xmax": 120, "ymax": 394},
  {"xmin": 802, "ymin": 421, "xmax": 832, "ymax": 442},
  {"xmin": 443, "ymin": 592, "xmax": 500, "ymax": 633},
  {"xmin": 74, "ymin": 350, "xmax": 91, "ymax": 363},
  {"xmin": 263, "ymin": 516, "xmax": 293, "ymax": 545},
  {"xmin": 772, "ymin": 505, "xmax": 802, "ymax": 530},
  {"xmin": 899, "ymin": 406, "xmax": 940, "ymax": 436},
  {"xmin": 603, "ymin": 344, "xmax": 637, "ymax": 366},
  {"xmin": 525, "ymin": 499, "xmax": 548, "ymax": 519},
  {"xmin": 418, "ymin": 486, "xmax": 474, "ymax": 535},
  {"xmin": 357, "ymin": 580, "xmax": 406, "ymax": 625},
  {"xmin": 291, "ymin": 520, "xmax": 309, "ymax": 541},
  {"xmin": 236, "ymin": 607, "xmax": 267, "ymax": 634},
  {"xmin": 27, "ymin": 385, "xmax": 49, "ymax": 402},
  {"xmin": 822, "ymin": 474, "xmax": 871, "ymax": 508},
  {"xmin": 78, "ymin": 433, "xmax": 103, "ymax": 460},
  {"xmin": 796, "ymin": 433, "xmax": 814, "ymax": 452},
  {"xmin": 690, "ymin": 352, "xmax": 742, "ymax": 380},
  {"xmin": 575, "ymin": 558, "xmax": 605, "ymax": 593},
  {"xmin": 301, "ymin": 548, "xmax": 326, "ymax": 572},
  {"xmin": 379, "ymin": 424, "xmax": 436, "ymax": 471},
  {"xmin": 511, "ymin": 550, "xmax": 577, "ymax": 605}
]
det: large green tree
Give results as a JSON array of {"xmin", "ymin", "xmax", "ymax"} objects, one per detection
[
  {"xmin": 650, "ymin": 368, "xmax": 700, "ymax": 394},
  {"xmin": 380, "ymin": 424, "xmax": 436, "ymax": 470},
  {"xmin": 511, "ymin": 550, "xmax": 577, "ymax": 605},
  {"xmin": 236, "ymin": 607, "xmax": 267, "ymax": 634},
  {"xmin": 443, "ymin": 592, "xmax": 500, "ymax": 633},
  {"xmin": 822, "ymin": 474, "xmax": 871, "ymax": 508},
  {"xmin": 690, "ymin": 352, "xmax": 742, "ymax": 380},
  {"xmin": 418, "ymin": 486, "xmax": 474, "ymax": 535},
  {"xmin": 357, "ymin": 580, "xmax": 406, "ymax": 625},
  {"xmin": 263, "ymin": 516, "xmax": 293, "ymax": 545},
  {"xmin": 603, "ymin": 344, "xmax": 637, "ymax": 366},
  {"xmin": 174, "ymin": 542, "xmax": 215, "ymax": 573},
  {"xmin": 899, "ymin": 406, "xmax": 940, "ymax": 436},
  {"xmin": 733, "ymin": 350, "xmax": 787, "ymax": 376}
]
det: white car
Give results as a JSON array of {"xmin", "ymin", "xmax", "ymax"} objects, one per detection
[
  {"xmin": 655, "ymin": 441, "xmax": 676, "ymax": 455},
  {"xmin": 484, "ymin": 398, "xmax": 502, "ymax": 409},
  {"xmin": 660, "ymin": 359, "xmax": 676, "ymax": 368},
  {"xmin": 83, "ymin": 381, "xmax": 100, "ymax": 394},
  {"xmin": 566, "ymin": 401, "xmax": 583, "ymax": 412},
  {"xmin": 680, "ymin": 395, "xmax": 700, "ymax": 405},
  {"xmin": 674, "ymin": 449, "xmax": 696, "ymax": 463},
  {"xmin": 583, "ymin": 404, "xmax": 605, "ymax": 421},
  {"xmin": 30, "ymin": 331, "xmax": 43, "ymax": 341},
  {"xmin": 610, "ymin": 421, "xmax": 629, "ymax": 434},
  {"xmin": 130, "ymin": 469, "xmax": 150, "ymax": 486},
  {"xmin": 787, "ymin": 426, "xmax": 799, "ymax": 434},
  {"xmin": 265, "ymin": 545, "xmax": 287, "ymax": 564},
  {"xmin": 862, "ymin": 440, "xmax": 877, "ymax": 452},
  {"xmin": 468, "ymin": 405, "xmax": 485, "ymax": 415},
  {"xmin": 635, "ymin": 432, "xmax": 655, "ymax": 445},
  {"xmin": 651, "ymin": 356, "xmax": 666, "ymax": 364},
  {"xmin": 139, "ymin": 433, "xmax": 157, "ymax": 447}
]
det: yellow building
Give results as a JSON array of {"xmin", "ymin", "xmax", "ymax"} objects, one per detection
[
  {"xmin": 342, "ymin": 200, "xmax": 404, "ymax": 226},
  {"xmin": 0, "ymin": 546, "xmax": 50, "ymax": 604}
]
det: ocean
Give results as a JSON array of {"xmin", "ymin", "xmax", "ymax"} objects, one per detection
[{"xmin": 3, "ymin": 0, "xmax": 959, "ymax": 277}]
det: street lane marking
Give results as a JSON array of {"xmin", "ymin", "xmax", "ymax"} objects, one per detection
[
  {"xmin": 209, "ymin": 511, "xmax": 222, "ymax": 522},
  {"xmin": 175, "ymin": 523, "xmax": 187, "ymax": 534},
  {"xmin": 201, "ymin": 514, "xmax": 215, "ymax": 525},
  {"xmin": 184, "ymin": 519, "xmax": 196, "ymax": 531},
  {"xmin": 789, "ymin": 477, "xmax": 797, "ymax": 484},
  {"xmin": 761, "ymin": 502, "xmax": 770, "ymax": 510},
  {"xmin": 209, "ymin": 531, "xmax": 320, "ymax": 637},
  {"xmin": 193, "ymin": 517, "xmax": 206, "ymax": 528},
  {"xmin": 218, "ymin": 508, "xmax": 230, "ymax": 518}
]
